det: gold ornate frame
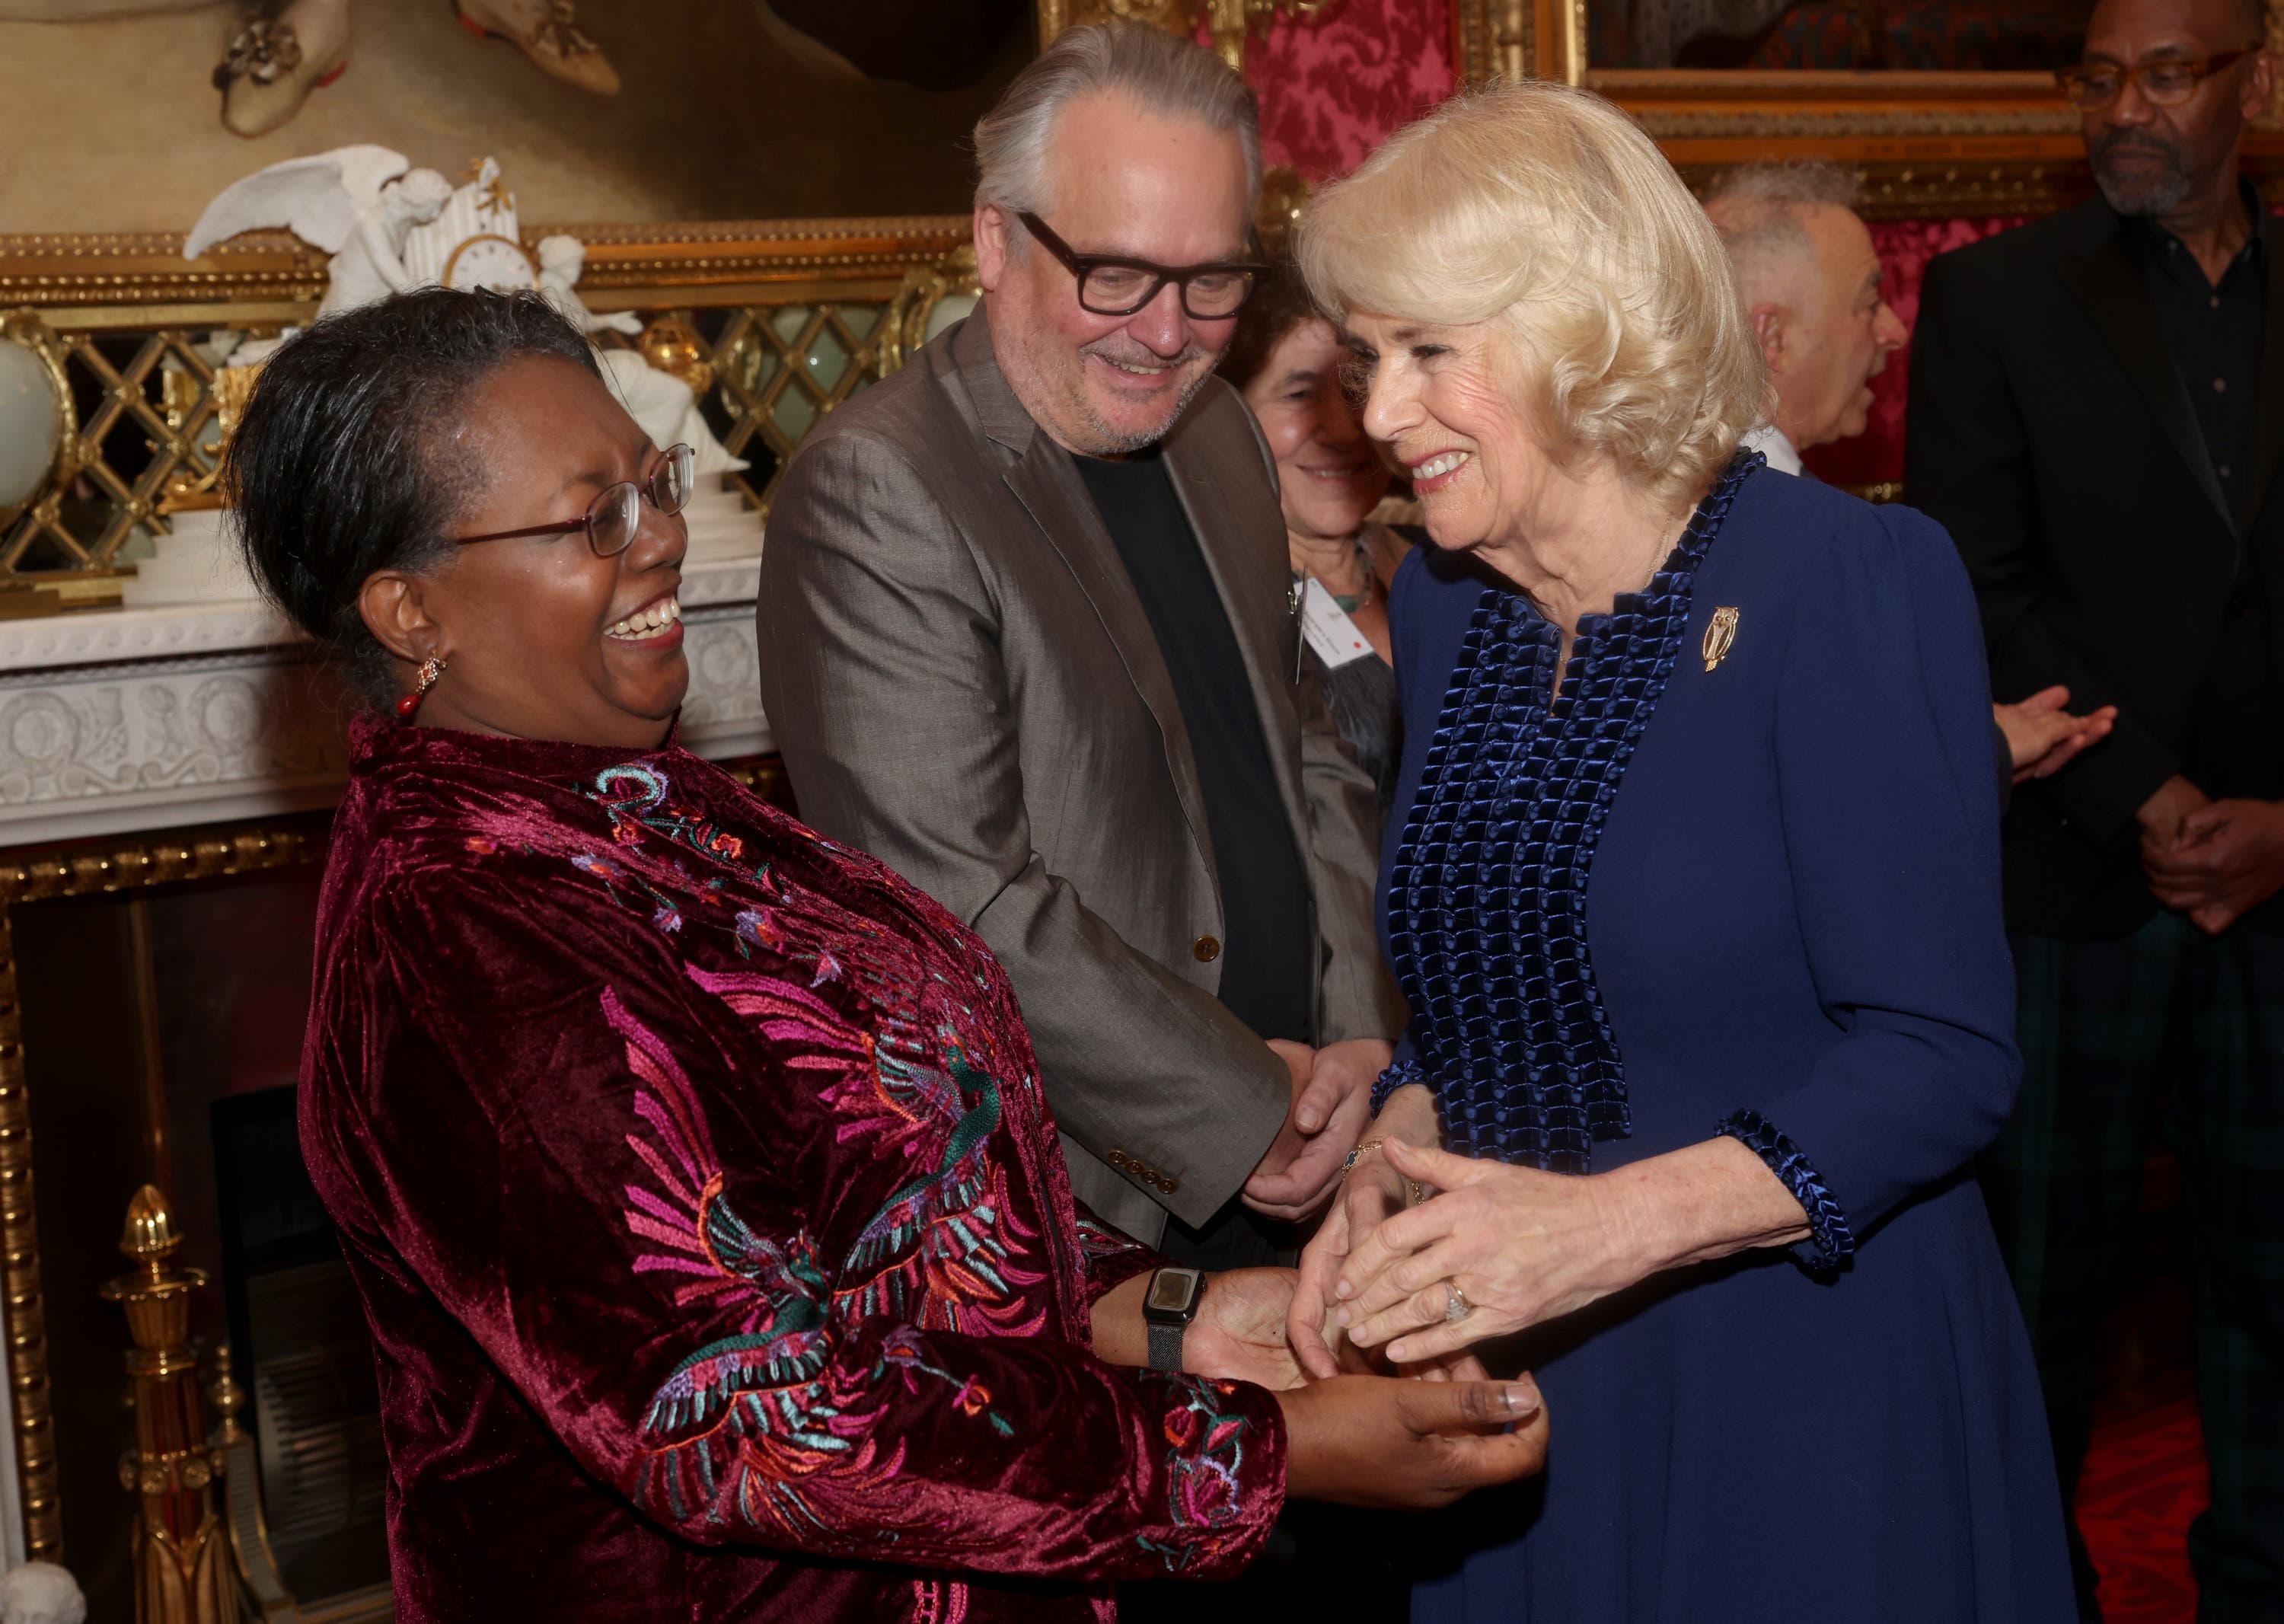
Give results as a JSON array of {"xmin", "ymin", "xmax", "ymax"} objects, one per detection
[
  {"xmin": 0, "ymin": 215, "xmax": 968, "ymax": 324},
  {"xmin": 1452, "ymin": 0, "xmax": 2284, "ymax": 217},
  {"xmin": 0, "ymin": 819, "xmax": 329, "ymax": 1565},
  {"xmin": 0, "ymin": 217, "xmax": 972, "ymax": 591}
]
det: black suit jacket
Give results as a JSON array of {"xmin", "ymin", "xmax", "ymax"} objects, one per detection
[{"xmin": 1906, "ymin": 198, "xmax": 2284, "ymax": 939}]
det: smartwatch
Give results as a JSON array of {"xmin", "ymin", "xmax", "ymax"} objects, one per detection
[{"xmin": 1142, "ymin": 1266, "xmax": 1207, "ymax": 1373}]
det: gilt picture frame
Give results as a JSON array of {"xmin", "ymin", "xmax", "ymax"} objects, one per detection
[{"xmin": 1450, "ymin": 0, "xmax": 2284, "ymax": 216}]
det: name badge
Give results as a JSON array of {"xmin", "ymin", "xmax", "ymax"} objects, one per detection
[{"xmin": 1299, "ymin": 577, "xmax": 1375, "ymax": 669}]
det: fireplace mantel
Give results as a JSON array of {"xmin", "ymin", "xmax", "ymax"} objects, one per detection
[{"xmin": 0, "ymin": 554, "xmax": 774, "ymax": 851}]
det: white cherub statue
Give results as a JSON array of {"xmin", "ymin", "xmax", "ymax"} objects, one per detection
[
  {"xmin": 184, "ymin": 145, "xmax": 454, "ymax": 320},
  {"xmin": 0, "ymin": 1561, "xmax": 85, "ymax": 1624},
  {"xmin": 595, "ymin": 350, "xmax": 746, "ymax": 477},
  {"xmin": 536, "ymin": 235, "xmax": 642, "ymax": 336}
]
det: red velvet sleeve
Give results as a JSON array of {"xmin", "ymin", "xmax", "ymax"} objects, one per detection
[
  {"xmin": 328, "ymin": 867, "xmax": 1285, "ymax": 1583},
  {"xmin": 1070, "ymin": 1206, "xmax": 1168, "ymax": 1307}
]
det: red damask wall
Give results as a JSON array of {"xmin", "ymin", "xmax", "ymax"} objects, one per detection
[
  {"xmin": 1799, "ymin": 216, "xmax": 2030, "ymax": 488},
  {"xmin": 1216, "ymin": 8, "xmax": 2045, "ymax": 490},
  {"xmin": 1207, "ymin": 0, "xmax": 1458, "ymax": 179}
]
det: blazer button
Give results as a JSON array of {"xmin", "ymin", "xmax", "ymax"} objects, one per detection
[
  {"xmin": 1107, "ymin": 1149, "xmax": 1131, "ymax": 1170},
  {"xmin": 1192, "ymin": 935, "xmax": 1221, "ymax": 962}
]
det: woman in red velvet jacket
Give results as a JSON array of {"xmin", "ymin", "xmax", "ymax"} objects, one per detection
[{"xmin": 222, "ymin": 286, "xmax": 1544, "ymax": 1622}]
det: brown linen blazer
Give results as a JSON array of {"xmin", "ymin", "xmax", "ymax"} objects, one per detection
[{"xmin": 756, "ymin": 305, "xmax": 1405, "ymax": 1244}]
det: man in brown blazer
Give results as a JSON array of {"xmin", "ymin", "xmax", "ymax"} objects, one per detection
[{"xmin": 756, "ymin": 23, "xmax": 1405, "ymax": 1259}]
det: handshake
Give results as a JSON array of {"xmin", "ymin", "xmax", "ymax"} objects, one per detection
[{"xmin": 1097, "ymin": 1038, "xmax": 1549, "ymax": 1508}]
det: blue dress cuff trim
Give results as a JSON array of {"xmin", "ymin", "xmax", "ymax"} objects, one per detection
[
  {"xmin": 1370, "ymin": 1057, "xmax": 1427, "ymax": 1118},
  {"xmin": 1717, "ymin": 1108, "xmax": 1856, "ymax": 1270}
]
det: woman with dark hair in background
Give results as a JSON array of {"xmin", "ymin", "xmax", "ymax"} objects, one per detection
[
  {"xmin": 228, "ymin": 286, "xmax": 1542, "ymax": 1622},
  {"xmin": 1220, "ymin": 263, "xmax": 1414, "ymax": 815}
]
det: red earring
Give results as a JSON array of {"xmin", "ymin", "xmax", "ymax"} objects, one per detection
[{"xmin": 396, "ymin": 656, "xmax": 446, "ymax": 719}]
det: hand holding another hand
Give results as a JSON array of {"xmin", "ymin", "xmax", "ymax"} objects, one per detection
[
  {"xmin": 1243, "ymin": 1038, "xmax": 1390, "ymax": 1222},
  {"xmin": 1334, "ymin": 1140, "xmax": 1646, "ymax": 1365},
  {"xmin": 1181, "ymin": 1266, "xmax": 1307, "ymax": 1391},
  {"xmin": 1278, "ymin": 1373, "xmax": 1547, "ymax": 1510},
  {"xmin": 1287, "ymin": 1143, "xmax": 1405, "ymax": 1379}
]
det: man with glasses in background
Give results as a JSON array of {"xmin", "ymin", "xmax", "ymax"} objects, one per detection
[
  {"xmin": 758, "ymin": 21, "xmax": 1403, "ymax": 1310},
  {"xmin": 1908, "ymin": 0, "xmax": 2282, "ymax": 1613}
]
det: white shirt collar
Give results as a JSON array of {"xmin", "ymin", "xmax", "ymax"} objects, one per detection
[{"xmin": 1742, "ymin": 423, "xmax": 1804, "ymax": 477}]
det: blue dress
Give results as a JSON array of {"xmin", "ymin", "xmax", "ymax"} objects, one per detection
[{"xmin": 1380, "ymin": 458, "xmax": 2072, "ymax": 1622}]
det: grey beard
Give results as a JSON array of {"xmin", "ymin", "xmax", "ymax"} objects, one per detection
[
  {"xmin": 1067, "ymin": 351, "xmax": 1215, "ymax": 455},
  {"xmin": 2091, "ymin": 136, "xmax": 2195, "ymax": 217}
]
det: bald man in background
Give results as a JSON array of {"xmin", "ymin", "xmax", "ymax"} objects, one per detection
[
  {"xmin": 1907, "ymin": 0, "xmax": 2283, "ymax": 1613},
  {"xmin": 1705, "ymin": 159, "xmax": 1907, "ymax": 475},
  {"xmin": 1706, "ymin": 160, "xmax": 2116, "ymax": 792}
]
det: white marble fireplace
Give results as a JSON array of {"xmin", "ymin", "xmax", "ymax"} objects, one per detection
[{"xmin": 0, "ymin": 547, "xmax": 773, "ymax": 850}]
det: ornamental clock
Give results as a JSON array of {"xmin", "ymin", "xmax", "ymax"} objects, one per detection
[{"xmin": 440, "ymin": 234, "xmax": 538, "ymax": 293}]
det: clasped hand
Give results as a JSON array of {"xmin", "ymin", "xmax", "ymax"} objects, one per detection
[
  {"xmin": 1294, "ymin": 1139, "xmax": 1648, "ymax": 1370},
  {"xmin": 1242, "ymin": 1037, "xmax": 1389, "ymax": 1221},
  {"xmin": 2139, "ymin": 777, "xmax": 2284, "ymax": 935},
  {"xmin": 1118, "ymin": 1264, "xmax": 1547, "ymax": 1511}
]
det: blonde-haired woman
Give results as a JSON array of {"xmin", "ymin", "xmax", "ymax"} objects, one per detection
[{"xmin": 1286, "ymin": 82, "xmax": 2073, "ymax": 1620}]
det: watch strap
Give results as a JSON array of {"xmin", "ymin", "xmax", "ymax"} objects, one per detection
[{"xmin": 1147, "ymin": 1319, "xmax": 1186, "ymax": 1373}]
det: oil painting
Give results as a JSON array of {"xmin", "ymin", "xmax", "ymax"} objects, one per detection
[{"xmin": 0, "ymin": 0, "xmax": 1032, "ymax": 232}]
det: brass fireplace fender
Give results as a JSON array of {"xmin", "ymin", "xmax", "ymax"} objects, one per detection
[{"xmin": 0, "ymin": 819, "xmax": 329, "ymax": 1564}]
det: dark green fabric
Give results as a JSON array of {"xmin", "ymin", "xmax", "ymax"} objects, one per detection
[{"xmin": 1985, "ymin": 915, "xmax": 2284, "ymax": 1619}]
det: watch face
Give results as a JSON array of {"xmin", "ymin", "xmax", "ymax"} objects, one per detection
[
  {"xmin": 442, "ymin": 234, "xmax": 538, "ymax": 294},
  {"xmin": 1146, "ymin": 1267, "xmax": 1202, "ymax": 1318}
]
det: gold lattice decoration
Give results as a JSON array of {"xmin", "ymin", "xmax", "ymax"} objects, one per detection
[
  {"xmin": 597, "ymin": 300, "xmax": 894, "ymax": 512},
  {"xmin": 1, "ymin": 327, "xmax": 231, "ymax": 578},
  {"xmin": 0, "ymin": 295, "xmax": 923, "ymax": 587}
]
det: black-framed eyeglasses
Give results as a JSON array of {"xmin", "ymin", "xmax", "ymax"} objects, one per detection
[
  {"xmin": 451, "ymin": 442, "xmax": 696, "ymax": 557},
  {"xmin": 2056, "ymin": 43, "xmax": 2264, "ymax": 109},
  {"xmin": 1016, "ymin": 212, "xmax": 1265, "ymax": 320}
]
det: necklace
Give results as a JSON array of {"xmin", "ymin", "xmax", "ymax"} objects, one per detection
[{"xmin": 1297, "ymin": 532, "xmax": 1378, "ymax": 614}]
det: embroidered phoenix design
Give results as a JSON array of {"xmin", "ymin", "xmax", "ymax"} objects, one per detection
[{"xmin": 608, "ymin": 969, "xmax": 1037, "ymax": 1545}]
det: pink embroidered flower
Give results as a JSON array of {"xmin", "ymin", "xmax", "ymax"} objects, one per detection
[
  {"xmin": 710, "ymin": 831, "xmax": 745, "ymax": 860},
  {"xmin": 1175, "ymin": 1462, "xmax": 1239, "ymax": 1527},
  {"xmin": 735, "ymin": 909, "xmax": 777, "ymax": 949}
]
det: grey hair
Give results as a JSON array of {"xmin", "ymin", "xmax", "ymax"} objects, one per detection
[
  {"xmin": 1703, "ymin": 160, "xmax": 1864, "ymax": 301},
  {"xmin": 972, "ymin": 22, "xmax": 1262, "ymax": 218}
]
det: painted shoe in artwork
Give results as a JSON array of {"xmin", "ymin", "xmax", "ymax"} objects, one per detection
[
  {"xmin": 455, "ymin": 0, "xmax": 623, "ymax": 96},
  {"xmin": 214, "ymin": 0, "xmax": 351, "ymax": 138}
]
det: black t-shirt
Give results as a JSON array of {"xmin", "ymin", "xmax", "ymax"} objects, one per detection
[{"xmin": 1073, "ymin": 448, "xmax": 1314, "ymax": 1044}]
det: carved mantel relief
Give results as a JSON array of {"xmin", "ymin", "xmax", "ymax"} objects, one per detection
[{"xmin": 0, "ymin": 556, "xmax": 771, "ymax": 850}]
